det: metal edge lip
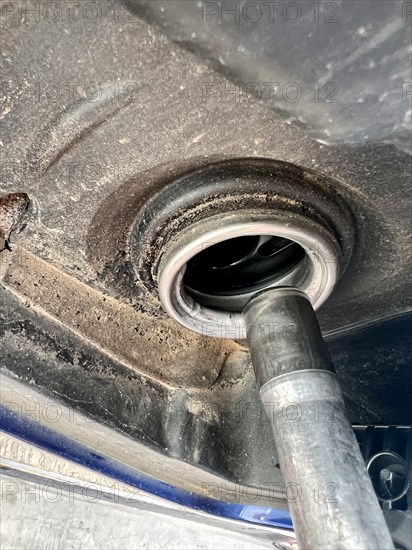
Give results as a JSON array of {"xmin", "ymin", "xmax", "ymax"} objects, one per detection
[
  {"xmin": 0, "ymin": 372, "xmax": 293, "ymax": 529},
  {"xmin": 158, "ymin": 220, "xmax": 338, "ymax": 339},
  {"xmin": 1, "ymin": 469, "xmax": 296, "ymax": 548}
]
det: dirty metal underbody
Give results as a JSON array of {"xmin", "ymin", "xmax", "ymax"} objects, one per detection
[{"xmin": 0, "ymin": 0, "xmax": 411, "ymax": 503}]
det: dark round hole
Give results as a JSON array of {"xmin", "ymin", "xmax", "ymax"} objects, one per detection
[
  {"xmin": 189, "ymin": 236, "xmax": 260, "ymax": 270},
  {"xmin": 184, "ymin": 235, "xmax": 306, "ymax": 300}
]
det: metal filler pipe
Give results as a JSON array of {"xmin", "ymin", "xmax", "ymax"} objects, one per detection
[{"xmin": 243, "ymin": 287, "xmax": 394, "ymax": 550}]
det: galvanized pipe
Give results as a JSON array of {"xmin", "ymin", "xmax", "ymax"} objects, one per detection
[{"xmin": 243, "ymin": 287, "xmax": 394, "ymax": 550}]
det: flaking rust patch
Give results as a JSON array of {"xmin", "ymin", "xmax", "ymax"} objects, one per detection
[{"xmin": 0, "ymin": 193, "xmax": 30, "ymax": 252}]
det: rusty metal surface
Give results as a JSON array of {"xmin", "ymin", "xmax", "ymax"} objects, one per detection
[
  {"xmin": 0, "ymin": 3, "xmax": 410, "ymax": 335},
  {"xmin": 0, "ymin": 193, "xmax": 29, "ymax": 252},
  {"xmin": 0, "ymin": 0, "xmax": 411, "ymax": 497},
  {"xmin": 3, "ymin": 247, "xmax": 235, "ymax": 388}
]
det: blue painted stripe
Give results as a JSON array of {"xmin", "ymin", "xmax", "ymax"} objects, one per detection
[{"xmin": 0, "ymin": 404, "xmax": 293, "ymax": 529}]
